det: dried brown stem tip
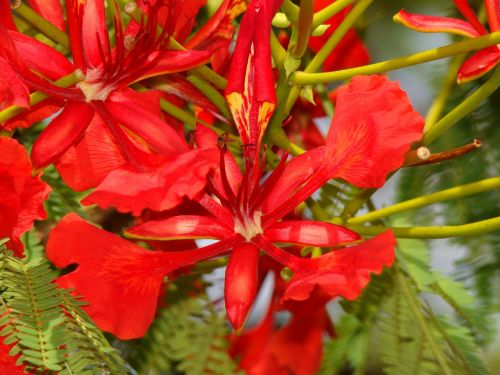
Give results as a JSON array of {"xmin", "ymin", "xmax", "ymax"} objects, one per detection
[{"xmin": 404, "ymin": 139, "xmax": 482, "ymax": 167}]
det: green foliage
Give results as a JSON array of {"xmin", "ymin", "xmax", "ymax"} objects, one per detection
[
  {"xmin": 396, "ymin": 80, "xmax": 500, "ymax": 308},
  {"xmin": 132, "ymin": 279, "xmax": 242, "ymax": 375},
  {"xmin": 42, "ymin": 165, "xmax": 89, "ymax": 221},
  {"xmin": 0, "ymin": 241, "xmax": 128, "ymax": 374}
]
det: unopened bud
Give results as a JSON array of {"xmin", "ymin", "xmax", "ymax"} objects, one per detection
[{"xmin": 124, "ymin": 1, "xmax": 137, "ymax": 14}]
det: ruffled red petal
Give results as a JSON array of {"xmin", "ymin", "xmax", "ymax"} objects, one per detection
[
  {"xmin": 0, "ymin": 57, "xmax": 29, "ymax": 110},
  {"xmin": 82, "ymin": 148, "xmax": 219, "ymax": 215},
  {"xmin": 324, "ymin": 75, "xmax": 424, "ymax": 188},
  {"xmin": 282, "ymin": 231, "xmax": 396, "ymax": 302},
  {"xmin": 0, "ymin": 137, "xmax": 50, "ymax": 256},
  {"xmin": 47, "ymin": 214, "xmax": 238, "ymax": 338}
]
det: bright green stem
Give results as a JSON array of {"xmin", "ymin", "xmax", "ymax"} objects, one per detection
[
  {"xmin": 15, "ymin": 4, "xmax": 70, "ymax": 48},
  {"xmin": 341, "ymin": 188, "xmax": 376, "ymax": 221},
  {"xmin": 424, "ymin": 56, "xmax": 465, "ymax": 130},
  {"xmin": 0, "ymin": 70, "xmax": 82, "ymax": 124},
  {"xmin": 312, "ymin": 0, "xmax": 356, "ymax": 28},
  {"xmin": 285, "ymin": 0, "xmax": 373, "ymax": 114},
  {"xmin": 269, "ymin": 129, "xmax": 306, "ymax": 155},
  {"xmin": 423, "ymin": 67, "xmax": 500, "ymax": 145},
  {"xmin": 186, "ymin": 75, "xmax": 232, "ymax": 121},
  {"xmin": 397, "ymin": 270, "xmax": 454, "ymax": 375},
  {"xmin": 159, "ymin": 99, "xmax": 210, "ymax": 129},
  {"xmin": 271, "ymin": 31, "xmax": 287, "ymax": 68},
  {"xmin": 347, "ymin": 216, "xmax": 500, "ymax": 238},
  {"xmin": 291, "ymin": 31, "xmax": 500, "ymax": 85},
  {"xmin": 281, "ymin": 0, "xmax": 300, "ymax": 22},
  {"xmin": 348, "ymin": 177, "xmax": 500, "ymax": 224},
  {"xmin": 292, "ymin": 0, "xmax": 314, "ymax": 58}
]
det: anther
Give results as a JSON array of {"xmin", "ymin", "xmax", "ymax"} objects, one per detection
[
  {"xmin": 123, "ymin": 35, "xmax": 135, "ymax": 51},
  {"xmin": 124, "ymin": 1, "xmax": 138, "ymax": 15},
  {"xmin": 74, "ymin": 69, "xmax": 85, "ymax": 81},
  {"xmin": 10, "ymin": 0, "xmax": 21, "ymax": 9}
]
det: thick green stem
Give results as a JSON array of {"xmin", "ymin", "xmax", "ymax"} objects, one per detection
[
  {"xmin": 312, "ymin": 0, "xmax": 356, "ymax": 28},
  {"xmin": 185, "ymin": 75, "xmax": 232, "ymax": 121},
  {"xmin": 348, "ymin": 177, "xmax": 500, "ymax": 224},
  {"xmin": 424, "ymin": 56, "xmax": 465, "ymax": 130},
  {"xmin": 14, "ymin": 4, "xmax": 70, "ymax": 48},
  {"xmin": 271, "ymin": 31, "xmax": 287, "ymax": 68},
  {"xmin": 285, "ymin": 0, "xmax": 373, "ymax": 114},
  {"xmin": 281, "ymin": 0, "xmax": 300, "ymax": 22},
  {"xmin": 0, "ymin": 71, "xmax": 82, "ymax": 124},
  {"xmin": 292, "ymin": 0, "xmax": 314, "ymax": 58},
  {"xmin": 423, "ymin": 67, "xmax": 500, "ymax": 144},
  {"xmin": 269, "ymin": 128, "xmax": 306, "ymax": 155},
  {"xmin": 397, "ymin": 270, "xmax": 454, "ymax": 375},
  {"xmin": 159, "ymin": 99, "xmax": 210, "ymax": 129},
  {"xmin": 347, "ymin": 216, "xmax": 500, "ymax": 238},
  {"xmin": 291, "ymin": 31, "xmax": 500, "ymax": 85}
]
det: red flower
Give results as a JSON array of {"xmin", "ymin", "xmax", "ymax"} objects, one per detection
[
  {"xmin": 394, "ymin": 0, "xmax": 500, "ymax": 83},
  {"xmin": 0, "ymin": 137, "xmax": 50, "ymax": 257},
  {"xmin": 309, "ymin": 0, "xmax": 370, "ymax": 71},
  {"xmin": 0, "ymin": 338, "xmax": 26, "ymax": 375}
]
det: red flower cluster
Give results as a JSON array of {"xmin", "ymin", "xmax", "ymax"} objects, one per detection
[{"xmin": 0, "ymin": 1, "xmax": 425, "ymax": 373}]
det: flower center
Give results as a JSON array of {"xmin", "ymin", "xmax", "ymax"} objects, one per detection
[
  {"xmin": 233, "ymin": 210, "xmax": 263, "ymax": 242},
  {"xmin": 76, "ymin": 69, "xmax": 115, "ymax": 102}
]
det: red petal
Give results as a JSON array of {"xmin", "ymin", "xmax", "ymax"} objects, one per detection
[
  {"xmin": 225, "ymin": 242, "xmax": 260, "ymax": 330},
  {"xmin": 55, "ymin": 116, "xmax": 126, "ymax": 191},
  {"xmin": 2, "ymin": 98, "xmax": 62, "ymax": 131},
  {"xmin": 106, "ymin": 90, "xmax": 187, "ymax": 154},
  {"xmin": 47, "ymin": 214, "xmax": 239, "ymax": 339},
  {"xmin": 82, "ymin": 148, "xmax": 219, "ymax": 215},
  {"xmin": 261, "ymin": 147, "xmax": 324, "ymax": 213},
  {"xmin": 486, "ymin": 0, "xmax": 500, "ymax": 31},
  {"xmin": 457, "ymin": 47, "xmax": 500, "ymax": 83},
  {"xmin": 126, "ymin": 215, "xmax": 234, "ymax": 240},
  {"xmin": 28, "ymin": 0, "xmax": 65, "ymax": 31},
  {"xmin": 172, "ymin": 0, "xmax": 207, "ymax": 42},
  {"xmin": 225, "ymin": 0, "xmax": 281, "ymax": 160},
  {"xmin": 394, "ymin": 10, "xmax": 480, "ymax": 38},
  {"xmin": 264, "ymin": 221, "xmax": 360, "ymax": 247},
  {"xmin": 0, "ymin": 57, "xmax": 29, "ymax": 110},
  {"xmin": 31, "ymin": 102, "xmax": 94, "ymax": 168},
  {"xmin": 282, "ymin": 231, "xmax": 396, "ymax": 302},
  {"xmin": 0, "ymin": 0, "xmax": 16, "ymax": 30},
  {"xmin": 453, "ymin": 0, "xmax": 488, "ymax": 34},
  {"xmin": 0, "ymin": 340, "xmax": 26, "ymax": 374},
  {"xmin": 0, "ymin": 137, "xmax": 50, "ymax": 256},
  {"xmin": 10, "ymin": 30, "xmax": 74, "ymax": 79},
  {"xmin": 139, "ymin": 50, "xmax": 211, "ymax": 80},
  {"xmin": 324, "ymin": 75, "xmax": 424, "ymax": 188},
  {"xmin": 81, "ymin": 0, "xmax": 109, "ymax": 69}
]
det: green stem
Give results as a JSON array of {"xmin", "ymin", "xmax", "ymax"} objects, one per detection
[
  {"xmin": 397, "ymin": 270, "xmax": 454, "ymax": 375},
  {"xmin": 186, "ymin": 75, "xmax": 232, "ymax": 121},
  {"xmin": 348, "ymin": 177, "xmax": 500, "ymax": 224},
  {"xmin": 341, "ymin": 188, "xmax": 376, "ymax": 221},
  {"xmin": 424, "ymin": 56, "xmax": 465, "ymax": 130},
  {"xmin": 347, "ymin": 216, "xmax": 500, "ymax": 238},
  {"xmin": 0, "ymin": 70, "xmax": 83, "ymax": 124},
  {"xmin": 15, "ymin": 4, "xmax": 70, "ymax": 48},
  {"xmin": 285, "ymin": 0, "xmax": 373, "ymax": 114},
  {"xmin": 271, "ymin": 31, "xmax": 287, "ymax": 68},
  {"xmin": 159, "ymin": 98, "xmax": 211, "ymax": 129},
  {"xmin": 269, "ymin": 129, "xmax": 306, "ymax": 155},
  {"xmin": 292, "ymin": 0, "xmax": 314, "ymax": 58},
  {"xmin": 423, "ymin": 67, "xmax": 500, "ymax": 145},
  {"xmin": 312, "ymin": 0, "xmax": 356, "ymax": 28},
  {"xmin": 281, "ymin": 0, "xmax": 300, "ymax": 22},
  {"xmin": 291, "ymin": 31, "xmax": 500, "ymax": 85}
]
